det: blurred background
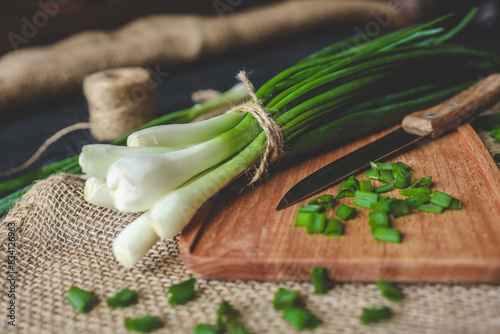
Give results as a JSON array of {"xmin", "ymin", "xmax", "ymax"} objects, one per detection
[{"xmin": 0, "ymin": 0, "xmax": 499, "ymax": 182}]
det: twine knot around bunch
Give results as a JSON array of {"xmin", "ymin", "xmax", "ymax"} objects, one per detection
[{"xmin": 227, "ymin": 71, "xmax": 284, "ymax": 185}]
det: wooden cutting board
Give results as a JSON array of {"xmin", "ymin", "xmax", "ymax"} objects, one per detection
[{"xmin": 179, "ymin": 123, "xmax": 500, "ymax": 283}]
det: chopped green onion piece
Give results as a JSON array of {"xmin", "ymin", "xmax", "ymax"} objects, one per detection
[
  {"xmin": 298, "ymin": 204, "xmax": 324, "ymax": 213},
  {"xmin": 336, "ymin": 176, "xmax": 359, "ymax": 199},
  {"xmin": 369, "ymin": 212, "xmax": 390, "ymax": 229},
  {"xmin": 399, "ymin": 186, "xmax": 432, "ymax": 196},
  {"xmin": 217, "ymin": 300, "xmax": 249, "ymax": 333},
  {"xmin": 417, "ymin": 204, "xmax": 444, "ymax": 213},
  {"xmin": 67, "ymin": 286, "xmax": 98, "ymax": 314},
  {"xmin": 374, "ymin": 184, "xmax": 392, "ymax": 194},
  {"xmin": 283, "ymin": 308, "xmax": 322, "ymax": 330},
  {"xmin": 353, "ymin": 191, "xmax": 379, "ymax": 209},
  {"xmin": 490, "ymin": 128, "xmax": 500, "ymax": 142},
  {"xmin": 371, "ymin": 199, "xmax": 395, "ymax": 213},
  {"xmin": 494, "ymin": 153, "xmax": 500, "ymax": 163},
  {"xmin": 294, "ymin": 213, "xmax": 313, "ymax": 227},
  {"xmin": 192, "ymin": 324, "xmax": 221, "ymax": 334},
  {"xmin": 324, "ymin": 219, "xmax": 344, "ymax": 237},
  {"xmin": 375, "ymin": 281, "xmax": 403, "ymax": 302},
  {"xmin": 308, "ymin": 194, "xmax": 336, "ymax": 211},
  {"xmin": 372, "ymin": 227, "xmax": 401, "ymax": 243},
  {"xmin": 417, "ymin": 176, "xmax": 432, "ymax": 187},
  {"xmin": 335, "ymin": 204, "xmax": 357, "ymax": 221},
  {"xmin": 378, "ymin": 170, "xmax": 395, "ymax": 184},
  {"xmin": 273, "ymin": 288, "xmax": 300, "ymax": 311},
  {"xmin": 364, "ymin": 169, "xmax": 379, "ymax": 180},
  {"xmin": 309, "ymin": 194, "xmax": 334, "ymax": 204},
  {"xmin": 392, "ymin": 162, "xmax": 412, "ymax": 178},
  {"xmin": 195, "ymin": 301, "xmax": 249, "ymax": 334},
  {"xmin": 310, "ymin": 267, "xmax": 329, "ymax": 294},
  {"xmin": 361, "ymin": 306, "xmax": 393, "ymax": 325},
  {"xmin": 359, "ymin": 180, "xmax": 372, "ymax": 192},
  {"xmin": 450, "ymin": 198, "xmax": 462, "ymax": 210},
  {"xmin": 106, "ymin": 288, "xmax": 138, "ymax": 309},
  {"xmin": 371, "ymin": 161, "xmax": 393, "ymax": 171},
  {"xmin": 389, "ymin": 200, "xmax": 411, "ymax": 218},
  {"xmin": 405, "ymin": 194, "xmax": 431, "ymax": 209},
  {"xmin": 306, "ymin": 213, "xmax": 326, "ymax": 234},
  {"xmin": 378, "ymin": 195, "xmax": 390, "ymax": 201},
  {"xmin": 124, "ymin": 315, "xmax": 162, "ymax": 333},
  {"xmin": 430, "ymin": 190, "xmax": 453, "ymax": 208},
  {"xmin": 166, "ymin": 277, "xmax": 196, "ymax": 306},
  {"xmin": 393, "ymin": 170, "xmax": 413, "ymax": 189}
]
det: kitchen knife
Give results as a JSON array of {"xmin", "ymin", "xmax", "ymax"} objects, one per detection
[{"xmin": 277, "ymin": 74, "xmax": 500, "ymax": 211}]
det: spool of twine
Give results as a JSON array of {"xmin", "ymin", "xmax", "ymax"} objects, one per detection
[{"xmin": 83, "ymin": 67, "xmax": 157, "ymax": 142}]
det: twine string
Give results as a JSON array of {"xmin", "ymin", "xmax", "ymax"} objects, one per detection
[
  {"xmin": 227, "ymin": 71, "xmax": 284, "ymax": 184},
  {"xmin": 0, "ymin": 122, "xmax": 90, "ymax": 176}
]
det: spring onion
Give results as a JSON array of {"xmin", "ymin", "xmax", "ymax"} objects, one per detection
[
  {"xmin": 394, "ymin": 169, "xmax": 413, "ymax": 189},
  {"xmin": 166, "ymin": 277, "xmax": 196, "ymax": 306},
  {"xmin": 106, "ymin": 288, "xmax": 138, "ymax": 309},
  {"xmin": 75, "ymin": 11, "xmax": 491, "ymax": 266},
  {"xmin": 361, "ymin": 306, "xmax": 393, "ymax": 325},
  {"xmin": 372, "ymin": 227, "xmax": 402, "ymax": 243},
  {"xmin": 215, "ymin": 301, "xmax": 250, "ymax": 334},
  {"xmin": 336, "ymin": 176, "xmax": 359, "ymax": 199},
  {"xmin": 450, "ymin": 198, "xmax": 462, "ymax": 210},
  {"xmin": 306, "ymin": 213, "xmax": 327, "ymax": 235},
  {"xmin": 124, "ymin": 315, "xmax": 162, "ymax": 333},
  {"xmin": 353, "ymin": 191, "xmax": 379, "ymax": 209},
  {"xmin": 84, "ymin": 177, "xmax": 115, "ymax": 208},
  {"xmin": 389, "ymin": 200, "xmax": 411, "ymax": 218},
  {"xmin": 273, "ymin": 288, "xmax": 300, "ymax": 311},
  {"xmin": 324, "ymin": 219, "xmax": 344, "ymax": 237},
  {"xmin": 359, "ymin": 180, "xmax": 372, "ymax": 192},
  {"xmin": 375, "ymin": 281, "xmax": 403, "ymax": 302},
  {"xmin": 417, "ymin": 204, "xmax": 444, "ymax": 213},
  {"xmin": 127, "ymin": 112, "xmax": 246, "ymax": 148},
  {"xmin": 298, "ymin": 204, "xmax": 325, "ymax": 213},
  {"xmin": 369, "ymin": 212, "xmax": 390, "ymax": 229},
  {"xmin": 430, "ymin": 190, "xmax": 453, "ymax": 208},
  {"xmin": 310, "ymin": 266, "xmax": 329, "ymax": 294},
  {"xmin": 399, "ymin": 186, "xmax": 432, "ymax": 196},
  {"xmin": 374, "ymin": 184, "xmax": 392, "ymax": 194},
  {"xmin": 67, "ymin": 286, "xmax": 98, "ymax": 314},
  {"xmin": 414, "ymin": 176, "xmax": 432, "ymax": 188},
  {"xmin": 335, "ymin": 204, "xmax": 357, "ymax": 221},
  {"xmin": 283, "ymin": 308, "xmax": 322, "ymax": 330},
  {"xmin": 309, "ymin": 194, "xmax": 337, "ymax": 211},
  {"xmin": 294, "ymin": 213, "xmax": 313, "ymax": 227},
  {"xmin": 405, "ymin": 194, "xmax": 431, "ymax": 209},
  {"xmin": 371, "ymin": 198, "xmax": 395, "ymax": 213}
]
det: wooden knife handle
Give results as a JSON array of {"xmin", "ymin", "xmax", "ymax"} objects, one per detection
[{"xmin": 402, "ymin": 74, "xmax": 500, "ymax": 138}]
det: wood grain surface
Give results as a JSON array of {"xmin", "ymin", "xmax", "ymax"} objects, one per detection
[{"xmin": 179, "ymin": 123, "xmax": 500, "ymax": 283}]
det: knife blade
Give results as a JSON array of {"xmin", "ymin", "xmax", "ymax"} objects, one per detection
[{"xmin": 277, "ymin": 74, "xmax": 500, "ymax": 211}]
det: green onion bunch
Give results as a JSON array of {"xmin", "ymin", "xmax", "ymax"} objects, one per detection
[{"xmin": 2, "ymin": 11, "xmax": 499, "ymax": 267}]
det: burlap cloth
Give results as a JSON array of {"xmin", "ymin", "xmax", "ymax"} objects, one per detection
[{"xmin": 1, "ymin": 134, "xmax": 500, "ymax": 333}]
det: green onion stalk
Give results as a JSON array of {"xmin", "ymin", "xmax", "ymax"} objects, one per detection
[{"xmin": 102, "ymin": 11, "xmax": 500, "ymax": 267}]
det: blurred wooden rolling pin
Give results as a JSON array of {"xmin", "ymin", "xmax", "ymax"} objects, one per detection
[{"xmin": 0, "ymin": 0, "xmax": 423, "ymax": 118}]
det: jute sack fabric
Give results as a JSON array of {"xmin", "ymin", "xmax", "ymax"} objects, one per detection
[{"xmin": 2, "ymin": 174, "xmax": 500, "ymax": 334}]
